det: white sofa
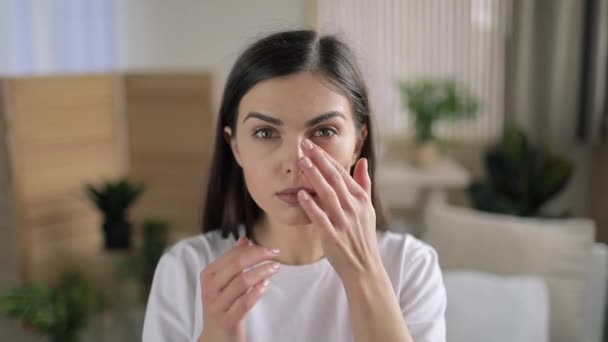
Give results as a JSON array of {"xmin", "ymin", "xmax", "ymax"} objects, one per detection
[
  {"xmin": 583, "ymin": 244, "xmax": 608, "ymax": 342},
  {"xmin": 422, "ymin": 199, "xmax": 607, "ymax": 342},
  {"xmin": 440, "ymin": 245, "xmax": 607, "ymax": 342}
]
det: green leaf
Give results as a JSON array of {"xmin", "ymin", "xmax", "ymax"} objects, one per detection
[
  {"xmin": 468, "ymin": 123, "xmax": 574, "ymax": 217},
  {"xmin": 398, "ymin": 79, "xmax": 479, "ymax": 142}
]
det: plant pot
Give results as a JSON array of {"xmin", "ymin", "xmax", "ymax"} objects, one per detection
[
  {"xmin": 102, "ymin": 220, "xmax": 132, "ymax": 250},
  {"xmin": 412, "ymin": 141, "xmax": 440, "ymax": 167}
]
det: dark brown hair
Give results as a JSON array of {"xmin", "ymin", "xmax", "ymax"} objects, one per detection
[{"xmin": 202, "ymin": 30, "xmax": 387, "ymax": 239}]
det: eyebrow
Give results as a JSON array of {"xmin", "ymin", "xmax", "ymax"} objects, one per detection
[{"xmin": 242, "ymin": 111, "xmax": 346, "ymax": 127}]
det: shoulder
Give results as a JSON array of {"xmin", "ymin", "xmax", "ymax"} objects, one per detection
[
  {"xmin": 377, "ymin": 230, "xmax": 440, "ymax": 269},
  {"xmin": 377, "ymin": 230, "xmax": 444, "ymax": 298},
  {"xmin": 378, "ymin": 231, "xmax": 447, "ymax": 339}
]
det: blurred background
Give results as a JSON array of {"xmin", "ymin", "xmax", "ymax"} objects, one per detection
[{"xmin": 0, "ymin": 0, "xmax": 606, "ymax": 341}]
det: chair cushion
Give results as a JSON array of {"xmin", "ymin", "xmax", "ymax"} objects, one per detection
[
  {"xmin": 422, "ymin": 201, "xmax": 595, "ymax": 342},
  {"xmin": 444, "ymin": 271, "xmax": 549, "ymax": 342}
]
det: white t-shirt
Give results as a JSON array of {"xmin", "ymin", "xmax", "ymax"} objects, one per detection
[{"xmin": 142, "ymin": 229, "xmax": 447, "ymax": 342}]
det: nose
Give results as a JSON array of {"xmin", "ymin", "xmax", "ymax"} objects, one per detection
[{"xmin": 283, "ymin": 137, "xmax": 306, "ymax": 175}]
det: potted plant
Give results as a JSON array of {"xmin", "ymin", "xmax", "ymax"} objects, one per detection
[
  {"xmin": 141, "ymin": 218, "xmax": 169, "ymax": 300},
  {"xmin": 116, "ymin": 218, "xmax": 170, "ymax": 303},
  {"xmin": 0, "ymin": 271, "xmax": 103, "ymax": 342},
  {"xmin": 468, "ymin": 123, "xmax": 574, "ymax": 217},
  {"xmin": 398, "ymin": 79, "xmax": 479, "ymax": 166},
  {"xmin": 86, "ymin": 178, "xmax": 144, "ymax": 250}
]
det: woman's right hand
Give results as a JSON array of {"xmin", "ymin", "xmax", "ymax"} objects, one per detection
[{"xmin": 198, "ymin": 236, "xmax": 280, "ymax": 342}]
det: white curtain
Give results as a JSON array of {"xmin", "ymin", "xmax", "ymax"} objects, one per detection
[
  {"xmin": 505, "ymin": 0, "xmax": 608, "ymax": 149},
  {"xmin": 1, "ymin": 0, "xmax": 117, "ymax": 75},
  {"xmin": 589, "ymin": 0, "xmax": 608, "ymax": 144},
  {"xmin": 504, "ymin": 0, "xmax": 608, "ymax": 220},
  {"xmin": 315, "ymin": 0, "xmax": 510, "ymax": 142}
]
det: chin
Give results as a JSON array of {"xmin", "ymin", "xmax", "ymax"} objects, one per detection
[{"xmin": 275, "ymin": 207, "xmax": 313, "ymax": 226}]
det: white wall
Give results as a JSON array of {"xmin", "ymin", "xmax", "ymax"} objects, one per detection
[
  {"xmin": 0, "ymin": 0, "xmax": 311, "ymax": 82},
  {"xmin": 116, "ymin": 0, "xmax": 311, "ymax": 92}
]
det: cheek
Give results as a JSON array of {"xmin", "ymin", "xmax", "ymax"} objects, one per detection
[
  {"xmin": 238, "ymin": 145, "xmax": 276, "ymax": 195},
  {"xmin": 242, "ymin": 169, "xmax": 263, "ymax": 195},
  {"xmin": 313, "ymin": 137, "xmax": 357, "ymax": 168},
  {"xmin": 241, "ymin": 152, "xmax": 271, "ymax": 177},
  {"xmin": 236, "ymin": 134, "xmax": 276, "ymax": 165},
  {"xmin": 241, "ymin": 164, "xmax": 270, "ymax": 208}
]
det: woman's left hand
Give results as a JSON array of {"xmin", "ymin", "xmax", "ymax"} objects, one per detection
[{"xmin": 297, "ymin": 139, "xmax": 384, "ymax": 283}]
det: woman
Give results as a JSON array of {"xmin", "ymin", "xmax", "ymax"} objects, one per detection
[{"xmin": 143, "ymin": 30, "xmax": 446, "ymax": 342}]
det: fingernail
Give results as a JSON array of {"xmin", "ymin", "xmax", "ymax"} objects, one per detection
[
  {"xmin": 270, "ymin": 248, "xmax": 280, "ymax": 255},
  {"xmin": 271, "ymin": 262, "xmax": 280, "ymax": 269},
  {"xmin": 262, "ymin": 279, "xmax": 270, "ymax": 287},
  {"xmin": 297, "ymin": 189, "xmax": 309, "ymax": 201},
  {"xmin": 301, "ymin": 139, "xmax": 313, "ymax": 151},
  {"xmin": 299, "ymin": 156, "xmax": 312, "ymax": 168}
]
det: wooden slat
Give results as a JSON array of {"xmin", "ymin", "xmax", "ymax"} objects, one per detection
[
  {"xmin": 124, "ymin": 73, "xmax": 212, "ymax": 106},
  {"xmin": 20, "ymin": 141, "xmax": 124, "ymax": 202},
  {"xmin": 0, "ymin": 80, "xmax": 21, "ymax": 287},
  {"xmin": 8, "ymin": 75, "xmax": 116, "ymax": 112},
  {"xmin": 30, "ymin": 231, "xmax": 103, "ymax": 284},
  {"xmin": 30, "ymin": 216, "xmax": 100, "ymax": 249},
  {"xmin": 125, "ymin": 73, "xmax": 216, "ymax": 240},
  {"xmin": 13, "ymin": 106, "xmax": 117, "ymax": 147},
  {"xmin": 24, "ymin": 192, "xmax": 98, "ymax": 226},
  {"xmin": 3, "ymin": 74, "xmax": 126, "ymax": 281},
  {"xmin": 4, "ymin": 72, "xmax": 216, "ymax": 282},
  {"xmin": 128, "ymin": 109, "xmax": 215, "ymax": 155}
]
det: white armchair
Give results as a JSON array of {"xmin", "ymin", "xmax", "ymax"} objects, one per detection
[
  {"xmin": 443, "ymin": 271, "xmax": 550, "ymax": 342},
  {"xmin": 422, "ymin": 199, "xmax": 607, "ymax": 342}
]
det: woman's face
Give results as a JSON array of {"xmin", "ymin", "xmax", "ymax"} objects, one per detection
[{"xmin": 225, "ymin": 71, "xmax": 367, "ymax": 226}]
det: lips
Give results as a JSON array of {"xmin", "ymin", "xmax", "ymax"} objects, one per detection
[{"xmin": 276, "ymin": 187, "xmax": 316, "ymax": 206}]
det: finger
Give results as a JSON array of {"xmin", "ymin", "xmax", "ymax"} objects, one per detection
[
  {"xmin": 216, "ymin": 262, "xmax": 280, "ymax": 312},
  {"xmin": 204, "ymin": 236, "xmax": 250, "ymax": 276},
  {"xmin": 316, "ymin": 148, "xmax": 367, "ymax": 199},
  {"xmin": 207, "ymin": 246, "xmax": 279, "ymax": 295},
  {"xmin": 299, "ymin": 155, "xmax": 350, "ymax": 227},
  {"xmin": 301, "ymin": 140, "xmax": 354, "ymax": 210},
  {"xmin": 237, "ymin": 235, "xmax": 248, "ymax": 246},
  {"xmin": 298, "ymin": 189, "xmax": 340, "ymax": 241},
  {"xmin": 224, "ymin": 278, "xmax": 269, "ymax": 325},
  {"xmin": 354, "ymin": 158, "xmax": 371, "ymax": 196}
]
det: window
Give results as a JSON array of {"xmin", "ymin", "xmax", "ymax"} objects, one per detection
[
  {"xmin": 3, "ymin": 0, "xmax": 117, "ymax": 75},
  {"xmin": 316, "ymin": 0, "xmax": 510, "ymax": 141}
]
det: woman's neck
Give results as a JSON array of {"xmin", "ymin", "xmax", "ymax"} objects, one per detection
[{"xmin": 251, "ymin": 216, "xmax": 325, "ymax": 265}]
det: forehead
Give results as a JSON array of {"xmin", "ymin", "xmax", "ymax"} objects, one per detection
[{"xmin": 238, "ymin": 72, "xmax": 353, "ymax": 123}]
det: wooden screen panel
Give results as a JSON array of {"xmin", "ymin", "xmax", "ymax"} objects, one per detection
[
  {"xmin": 3, "ymin": 74, "xmax": 126, "ymax": 282},
  {"xmin": 0, "ymin": 81, "xmax": 20, "ymax": 287},
  {"xmin": 590, "ymin": 145, "xmax": 608, "ymax": 243},
  {"xmin": 124, "ymin": 73, "xmax": 216, "ymax": 242}
]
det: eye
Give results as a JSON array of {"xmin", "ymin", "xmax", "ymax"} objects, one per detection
[
  {"xmin": 253, "ymin": 127, "xmax": 278, "ymax": 139},
  {"xmin": 312, "ymin": 127, "xmax": 337, "ymax": 138}
]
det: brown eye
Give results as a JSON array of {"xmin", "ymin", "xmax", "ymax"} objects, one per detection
[
  {"xmin": 313, "ymin": 127, "xmax": 337, "ymax": 138},
  {"xmin": 254, "ymin": 127, "xmax": 278, "ymax": 139}
]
